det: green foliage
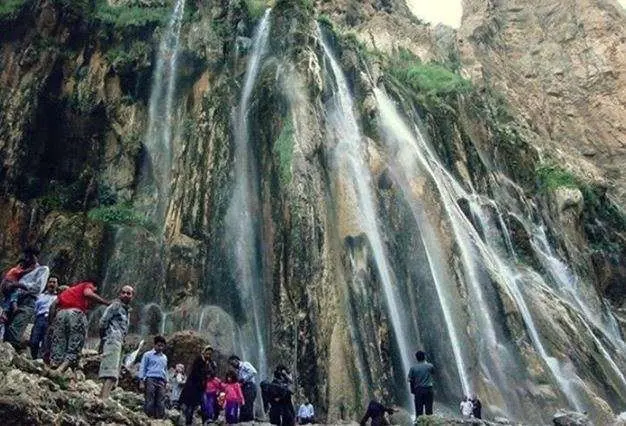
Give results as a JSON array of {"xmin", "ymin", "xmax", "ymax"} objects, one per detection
[
  {"xmin": 388, "ymin": 49, "xmax": 471, "ymax": 99},
  {"xmin": 67, "ymin": 86, "xmax": 99, "ymax": 114},
  {"xmin": 88, "ymin": 204, "xmax": 155, "ymax": 231},
  {"xmin": 273, "ymin": 116, "xmax": 295, "ymax": 186},
  {"xmin": 106, "ymin": 41, "xmax": 152, "ymax": 74},
  {"xmin": 36, "ymin": 181, "xmax": 88, "ymax": 213},
  {"xmin": 317, "ymin": 13, "xmax": 333, "ymax": 30},
  {"xmin": 244, "ymin": 0, "xmax": 267, "ymax": 20},
  {"xmin": 0, "ymin": 0, "xmax": 27, "ymax": 20},
  {"xmin": 95, "ymin": 1, "xmax": 169, "ymax": 28},
  {"xmin": 535, "ymin": 164, "xmax": 579, "ymax": 192}
]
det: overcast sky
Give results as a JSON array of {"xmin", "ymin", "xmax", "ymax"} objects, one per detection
[{"xmin": 406, "ymin": 0, "xmax": 626, "ymax": 28}]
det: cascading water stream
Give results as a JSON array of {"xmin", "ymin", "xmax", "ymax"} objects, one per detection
[
  {"xmin": 226, "ymin": 9, "xmax": 272, "ymax": 379},
  {"xmin": 372, "ymin": 88, "xmax": 591, "ymax": 412},
  {"xmin": 142, "ymin": 0, "xmax": 185, "ymax": 225},
  {"xmin": 318, "ymin": 30, "xmax": 413, "ymax": 391}
]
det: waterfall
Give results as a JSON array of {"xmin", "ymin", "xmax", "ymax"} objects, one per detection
[
  {"xmin": 226, "ymin": 9, "xmax": 272, "ymax": 379},
  {"xmin": 372, "ymin": 89, "xmax": 588, "ymax": 411},
  {"xmin": 143, "ymin": 0, "xmax": 185, "ymax": 225},
  {"xmin": 318, "ymin": 30, "xmax": 414, "ymax": 391}
]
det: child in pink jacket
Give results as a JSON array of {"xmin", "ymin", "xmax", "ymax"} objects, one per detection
[
  {"xmin": 202, "ymin": 370, "xmax": 223, "ymax": 421},
  {"xmin": 223, "ymin": 370, "xmax": 245, "ymax": 424}
]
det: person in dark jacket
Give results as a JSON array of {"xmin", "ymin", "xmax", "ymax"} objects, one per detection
[
  {"xmin": 471, "ymin": 395, "xmax": 482, "ymax": 419},
  {"xmin": 408, "ymin": 350, "xmax": 435, "ymax": 418},
  {"xmin": 179, "ymin": 346, "xmax": 216, "ymax": 425},
  {"xmin": 359, "ymin": 400, "xmax": 395, "ymax": 426},
  {"xmin": 261, "ymin": 365, "xmax": 295, "ymax": 426}
]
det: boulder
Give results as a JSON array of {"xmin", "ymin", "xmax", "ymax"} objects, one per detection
[{"xmin": 553, "ymin": 410, "xmax": 592, "ymax": 425}]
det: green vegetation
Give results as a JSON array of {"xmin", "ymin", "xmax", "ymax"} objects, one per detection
[
  {"xmin": 95, "ymin": 1, "xmax": 169, "ymax": 28},
  {"xmin": 0, "ymin": 0, "xmax": 27, "ymax": 20},
  {"xmin": 106, "ymin": 41, "xmax": 152, "ymax": 74},
  {"xmin": 88, "ymin": 204, "xmax": 155, "ymax": 231},
  {"xmin": 273, "ymin": 116, "xmax": 295, "ymax": 186},
  {"xmin": 244, "ymin": 0, "xmax": 267, "ymax": 20},
  {"xmin": 535, "ymin": 164, "xmax": 579, "ymax": 192},
  {"xmin": 388, "ymin": 49, "xmax": 471, "ymax": 99},
  {"xmin": 317, "ymin": 13, "xmax": 333, "ymax": 30}
]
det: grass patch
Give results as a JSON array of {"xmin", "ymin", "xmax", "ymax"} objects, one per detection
[
  {"xmin": 88, "ymin": 204, "xmax": 155, "ymax": 231},
  {"xmin": 273, "ymin": 116, "xmax": 295, "ymax": 186}
]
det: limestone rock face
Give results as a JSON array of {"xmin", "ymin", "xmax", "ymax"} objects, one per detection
[{"xmin": 459, "ymin": 0, "xmax": 626, "ymax": 204}]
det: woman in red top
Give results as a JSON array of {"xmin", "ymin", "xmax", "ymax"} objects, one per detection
[{"xmin": 50, "ymin": 281, "xmax": 109, "ymax": 372}]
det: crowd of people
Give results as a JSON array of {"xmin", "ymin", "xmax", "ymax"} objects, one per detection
[
  {"xmin": 2, "ymin": 246, "xmax": 483, "ymax": 425},
  {"xmin": 0, "ymin": 246, "xmax": 316, "ymax": 425}
]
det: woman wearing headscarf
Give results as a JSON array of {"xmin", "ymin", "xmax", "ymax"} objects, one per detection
[{"xmin": 179, "ymin": 345, "xmax": 217, "ymax": 425}]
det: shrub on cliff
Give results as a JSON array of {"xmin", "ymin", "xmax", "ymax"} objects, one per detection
[{"xmin": 88, "ymin": 204, "xmax": 156, "ymax": 232}]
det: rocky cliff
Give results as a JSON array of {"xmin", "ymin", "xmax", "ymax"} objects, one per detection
[{"xmin": 0, "ymin": 0, "xmax": 625, "ymax": 424}]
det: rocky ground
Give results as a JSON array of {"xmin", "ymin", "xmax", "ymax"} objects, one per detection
[{"xmin": 0, "ymin": 336, "xmax": 619, "ymax": 426}]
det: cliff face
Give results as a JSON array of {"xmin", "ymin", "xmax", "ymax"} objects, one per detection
[{"xmin": 0, "ymin": 0, "xmax": 625, "ymax": 424}]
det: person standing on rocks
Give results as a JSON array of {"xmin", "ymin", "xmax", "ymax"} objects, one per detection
[
  {"xmin": 261, "ymin": 364, "xmax": 295, "ymax": 426},
  {"xmin": 180, "ymin": 345, "xmax": 216, "ymax": 425},
  {"xmin": 50, "ymin": 280, "xmax": 109, "ymax": 372},
  {"xmin": 139, "ymin": 335, "xmax": 169, "ymax": 419},
  {"xmin": 98, "ymin": 285, "xmax": 134, "ymax": 399},
  {"xmin": 28, "ymin": 275, "xmax": 58, "ymax": 359},
  {"xmin": 3, "ymin": 246, "xmax": 50, "ymax": 348},
  {"xmin": 470, "ymin": 395, "xmax": 482, "ymax": 419},
  {"xmin": 229, "ymin": 354, "xmax": 258, "ymax": 422},
  {"xmin": 408, "ymin": 350, "xmax": 435, "ymax": 418}
]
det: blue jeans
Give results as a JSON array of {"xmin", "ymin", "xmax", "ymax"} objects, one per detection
[{"xmin": 29, "ymin": 314, "xmax": 48, "ymax": 359}]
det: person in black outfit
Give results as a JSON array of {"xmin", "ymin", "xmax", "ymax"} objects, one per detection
[
  {"xmin": 261, "ymin": 365, "xmax": 295, "ymax": 426},
  {"xmin": 408, "ymin": 350, "xmax": 435, "ymax": 418},
  {"xmin": 471, "ymin": 395, "xmax": 482, "ymax": 419},
  {"xmin": 179, "ymin": 346, "xmax": 217, "ymax": 425},
  {"xmin": 359, "ymin": 400, "xmax": 395, "ymax": 426}
]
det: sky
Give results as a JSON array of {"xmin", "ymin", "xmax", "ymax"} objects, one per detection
[{"xmin": 406, "ymin": 0, "xmax": 626, "ymax": 29}]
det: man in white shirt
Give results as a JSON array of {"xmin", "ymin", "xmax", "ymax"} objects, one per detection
[
  {"xmin": 28, "ymin": 275, "xmax": 58, "ymax": 359},
  {"xmin": 460, "ymin": 396, "xmax": 473, "ymax": 418},
  {"xmin": 297, "ymin": 398, "xmax": 315, "ymax": 424},
  {"xmin": 229, "ymin": 355, "xmax": 258, "ymax": 422}
]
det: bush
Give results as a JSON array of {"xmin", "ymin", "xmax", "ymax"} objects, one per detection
[
  {"xmin": 244, "ymin": 0, "xmax": 267, "ymax": 20},
  {"xmin": 95, "ymin": 1, "xmax": 170, "ymax": 28},
  {"xmin": 386, "ymin": 48, "xmax": 471, "ymax": 110},
  {"xmin": 535, "ymin": 164, "xmax": 579, "ymax": 192},
  {"xmin": 0, "ymin": 0, "xmax": 27, "ymax": 20},
  {"xmin": 88, "ymin": 204, "xmax": 155, "ymax": 231},
  {"xmin": 106, "ymin": 41, "xmax": 152, "ymax": 74}
]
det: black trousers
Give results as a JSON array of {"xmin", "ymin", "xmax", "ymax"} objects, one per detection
[
  {"xmin": 240, "ymin": 381, "xmax": 257, "ymax": 422},
  {"xmin": 413, "ymin": 387, "xmax": 433, "ymax": 417},
  {"xmin": 269, "ymin": 401, "xmax": 295, "ymax": 426}
]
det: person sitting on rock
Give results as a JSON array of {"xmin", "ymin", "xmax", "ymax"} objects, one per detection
[
  {"xmin": 2, "ymin": 246, "xmax": 50, "ymax": 348},
  {"xmin": 297, "ymin": 397, "xmax": 315, "ymax": 424},
  {"xmin": 28, "ymin": 275, "xmax": 58, "ymax": 359},
  {"xmin": 359, "ymin": 400, "xmax": 395, "ymax": 426},
  {"xmin": 139, "ymin": 335, "xmax": 169, "ymax": 419},
  {"xmin": 49, "ymin": 280, "xmax": 109, "ymax": 372},
  {"xmin": 460, "ymin": 396, "xmax": 473, "ymax": 418},
  {"xmin": 98, "ymin": 285, "xmax": 134, "ymax": 400}
]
